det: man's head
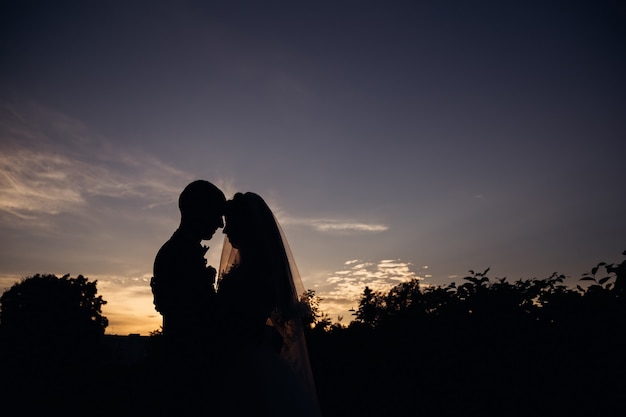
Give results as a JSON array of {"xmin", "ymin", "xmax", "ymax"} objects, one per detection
[{"xmin": 178, "ymin": 180, "xmax": 226, "ymax": 239}]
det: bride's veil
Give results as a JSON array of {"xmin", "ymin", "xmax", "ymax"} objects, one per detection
[{"xmin": 218, "ymin": 193, "xmax": 319, "ymax": 411}]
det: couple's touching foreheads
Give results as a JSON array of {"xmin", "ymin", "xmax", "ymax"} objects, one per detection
[{"xmin": 150, "ymin": 180, "xmax": 321, "ymax": 417}]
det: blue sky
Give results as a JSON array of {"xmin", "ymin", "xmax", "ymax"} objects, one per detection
[{"xmin": 1, "ymin": 1, "xmax": 624, "ymax": 334}]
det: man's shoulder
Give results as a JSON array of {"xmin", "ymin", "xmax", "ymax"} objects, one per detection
[
  {"xmin": 154, "ymin": 233, "xmax": 185, "ymax": 270},
  {"xmin": 154, "ymin": 231, "xmax": 208, "ymax": 273},
  {"xmin": 156, "ymin": 231, "xmax": 195, "ymax": 255}
]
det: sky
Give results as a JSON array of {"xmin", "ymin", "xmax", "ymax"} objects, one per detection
[{"xmin": 1, "ymin": 0, "xmax": 624, "ymax": 335}]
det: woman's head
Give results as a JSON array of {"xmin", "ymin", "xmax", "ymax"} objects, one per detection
[
  {"xmin": 224, "ymin": 192, "xmax": 282, "ymax": 256},
  {"xmin": 223, "ymin": 192, "xmax": 250, "ymax": 249},
  {"xmin": 223, "ymin": 192, "xmax": 278, "ymax": 250},
  {"xmin": 220, "ymin": 191, "xmax": 300, "ymax": 319}
]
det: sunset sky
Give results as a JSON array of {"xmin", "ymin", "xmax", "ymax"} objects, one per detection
[{"xmin": 1, "ymin": 1, "xmax": 624, "ymax": 335}]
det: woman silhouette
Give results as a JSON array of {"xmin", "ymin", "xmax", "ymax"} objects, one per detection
[{"xmin": 214, "ymin": 192, "xmax": 322, "ymax": 417}]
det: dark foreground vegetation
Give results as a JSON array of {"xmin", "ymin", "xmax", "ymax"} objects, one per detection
[
  {"xmin": 307, "ymin": 251, "xmax": 626, "ymax": 417},
  {"xmin": 1, "ymin": 252, "xmax": 625, "ymax": 416}
]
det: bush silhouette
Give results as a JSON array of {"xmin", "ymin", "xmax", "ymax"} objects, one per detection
[
  {"xmin": 0, "ymin": 273, "xmax": 108, "ymax": 365},
  {"xmin": 0, "ymin": 274, "xmax": 111, "ymax": 414},
  {"xmin": 305, "ymin": 251, "xmax": 626, "ymax": 417},
  {"xmin": 1, "ymin": 253, "xmax": 624, "ymax": 416}
]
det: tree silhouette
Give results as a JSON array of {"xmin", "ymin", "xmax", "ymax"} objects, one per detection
[
  {"xmin": 0, "ymin": 273, "xmax": 108, "ymax": 365},
  {"xmin": 353, "ymin": 286, "xmax": 383, "ymax": 328},
  {"xmin": 306, "ymin": 251, "xmax": 626, "ymax": 417},
  {"xmin": 0, "ymin": 274, "xmax": 110, "ymax": 414},
  {"xmin": 0, "ymin": 254, "xmax": 622, "ymax": 416}
]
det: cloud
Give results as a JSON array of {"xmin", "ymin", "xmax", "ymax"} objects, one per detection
[
  {"xmin": 0, "ymin": 149, "xmax": 86, "ymax": 218},
  {"xmin": 312, "ymin": 221, "xmax": 388, "ymax": 233},
  {"xmin": 314, "ymin": 258, "xmax": 425, "ymax": 322},
  {"xmin": 0, "ymin": 100, "xmax": 190, "ymax": 225},
  {"xmin": 280, "ymin": 216, "xmax": 388, "ymax": 234},
  {"xmin": 264, "ymin": 194, "xmax": 387, "ymax": 235}
]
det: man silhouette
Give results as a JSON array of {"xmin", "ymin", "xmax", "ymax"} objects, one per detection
[{"xmin": 150, "ymin": 180, "xmax": 226, "ymax": 415}]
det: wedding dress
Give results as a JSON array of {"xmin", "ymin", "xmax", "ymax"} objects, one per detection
[{"xmin": 214, "ymin": 192, "xmax": 322, "ymax": 417}]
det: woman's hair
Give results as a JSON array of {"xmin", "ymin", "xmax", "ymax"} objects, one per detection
[
  {"xmin": 225, "ymin": 192, "xmax": 298, "ymax": 318},
  {"xmin": 218, "ymin": 192, "xmax": 319, "ymax": 407}
]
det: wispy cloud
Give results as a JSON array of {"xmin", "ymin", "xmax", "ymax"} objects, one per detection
[
  {"xmin": 280, "ymin": 216, "xmax": 388, "ymax": 234},
  {"xmin": 312, "ymin": 221, "xmax": 388, "ymax": 233},
  {"xmin": 0, "ymin": 149, "xmax": 86, "ymax": 218},
  {"xmin": 0, "ymin": 101, "xmax": 190, "ymax": 224},
  {"xmin": 314, "ymin": 258, "xmax": 425, "ymax": 322}
]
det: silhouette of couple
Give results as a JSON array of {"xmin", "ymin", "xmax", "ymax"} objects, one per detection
[{"xmin": 151, "ymin": 180, "xmax": 321, "ymax": 417}]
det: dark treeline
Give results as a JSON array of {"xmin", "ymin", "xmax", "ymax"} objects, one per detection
[
  {"xmin": 1, "ymin": 252, "xmax": 625, "ymax": 416},
  {"xmin": 306, "ymin": 251, "xmax": 626, "ymax": 417}
]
